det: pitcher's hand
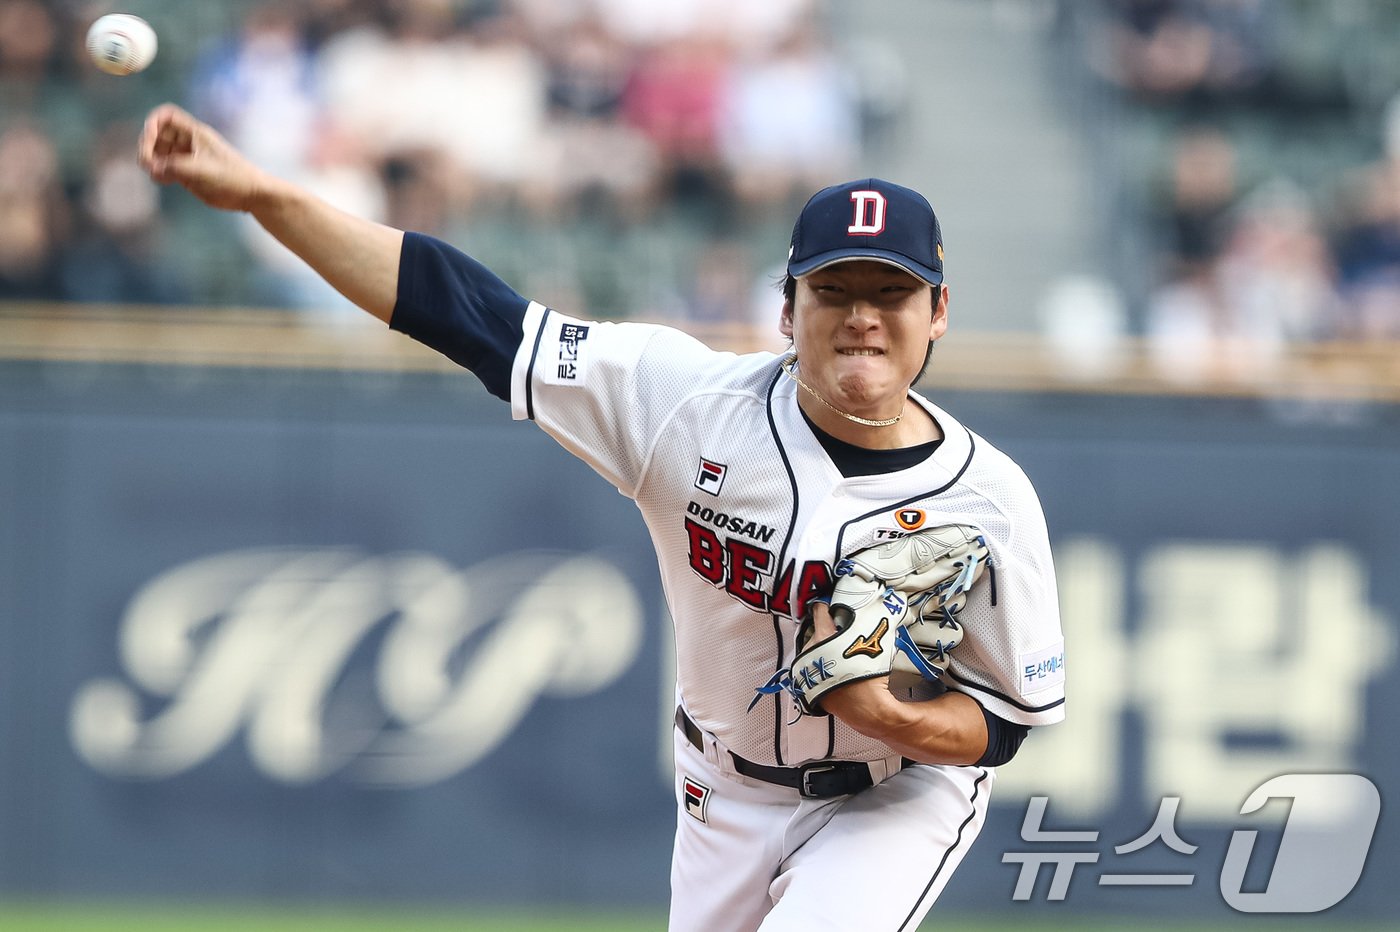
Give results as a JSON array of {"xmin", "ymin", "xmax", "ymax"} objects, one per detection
[{"xmin": 138, "ymin": 103, "xmax": 270, "ymax": 212}]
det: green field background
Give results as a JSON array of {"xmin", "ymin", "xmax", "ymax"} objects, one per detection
[{"xmin": 2, "ymin": 903, "xmax": 1391, "ymax": 932}]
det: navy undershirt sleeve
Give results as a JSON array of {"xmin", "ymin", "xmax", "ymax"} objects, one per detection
[
  {"xmin": 388, "ymin": 232, "xmax": 529, "ymax": 401},
  {"xmin": 976, "ymin": 704, "xmax": 1031, "ymax": 767}
]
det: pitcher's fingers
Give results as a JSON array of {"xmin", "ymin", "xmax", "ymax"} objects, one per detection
[
  {"xmin": 152, "ymin": 151, "xmax": 194, "ymax": 185},
  {"xmin": 154, "ymin": 122, "xmax": 189, "ymax": 158},
  {"xmin": 138, "ymin": 114, "xmax": 161, "ymax": 169},
  {"xmin": 139, "ymin": 106, "xmax": 204, "ymax": 187},
  {"xmin": 139, "ymin": 105, "xmax": 179, "ymax": 167},
  {"xmin": 140, "ymin": 104, "xmax": 181, "ymax": 148},
  {"xmin": 149, "ymin": 105, "xmax": 196, "ymax": 158}
]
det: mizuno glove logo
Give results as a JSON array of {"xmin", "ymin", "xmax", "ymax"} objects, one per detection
[{"xmin": 843, "ymin": 617, "xmax": 889, "ymax": 659}]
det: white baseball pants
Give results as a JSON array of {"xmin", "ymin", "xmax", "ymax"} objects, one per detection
[{"xmin": 668, "ymin": 726, "xmax": 993, "ymax": 931}]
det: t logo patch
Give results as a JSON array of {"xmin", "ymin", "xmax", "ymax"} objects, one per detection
[
  {"xmin": 895, "ymin": 509, "xmax": 926, "ymax": 531},
  {"xmin": 694, "ymin": 459, "xmax": 727, "ymax": 496},
  {"xmin": 848, "ymin": 190, "xmax": 887, "ymax": 236}
]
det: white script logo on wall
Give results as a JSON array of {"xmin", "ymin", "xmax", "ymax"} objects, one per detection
[{"xmin": 68, "ymin": 548, "xmax": 644, "ymax": 787}]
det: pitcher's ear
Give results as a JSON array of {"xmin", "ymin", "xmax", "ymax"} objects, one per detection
[{"xmin": 930, "ymin": 283, "xmax": 950, "ymax": 340}]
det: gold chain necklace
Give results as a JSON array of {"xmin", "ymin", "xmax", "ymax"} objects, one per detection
[{"xmin": 779, "ymin": 354, "xmax": 903, "ymax": 428}]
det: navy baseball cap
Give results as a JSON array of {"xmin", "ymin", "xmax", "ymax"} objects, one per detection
[{"xmin": 787, "ymin": 178, "xmax": 944, "ymax": 286}]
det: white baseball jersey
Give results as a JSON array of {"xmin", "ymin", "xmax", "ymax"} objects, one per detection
[{"xmin": 509, "ymin": 303, "xmax": 1066, "ymax": 770}]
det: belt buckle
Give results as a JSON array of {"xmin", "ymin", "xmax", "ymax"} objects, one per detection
[{"xmin": 799, "ymin": 763, "xmax": 841, "ymax": 798}]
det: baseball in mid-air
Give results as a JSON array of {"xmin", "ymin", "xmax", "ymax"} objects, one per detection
[{"xmin": 86, "ymin": 13, "xmax": 158, "ymax": 76}]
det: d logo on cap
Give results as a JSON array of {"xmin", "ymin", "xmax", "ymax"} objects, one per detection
[
  {"xmin": 787, "ymin": 178, "xmax": 944, "ymax": 287},
  {"xmin": 848, "ymin": 191, "xmax": 887, "ymax": 236}
]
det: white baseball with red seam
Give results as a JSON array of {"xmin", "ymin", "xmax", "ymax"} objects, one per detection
[{"xmin": 86, "ymin": 13, "xmax": 158, "ymax": 76}]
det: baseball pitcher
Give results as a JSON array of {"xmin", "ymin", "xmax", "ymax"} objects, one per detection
[{"xmin": 138, "ymin": 104, "xmax": 1065, "ymax": 931}]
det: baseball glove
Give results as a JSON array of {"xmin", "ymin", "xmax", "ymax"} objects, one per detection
[
  {"xmin": 792, "ymin": 526, "xmax": 990, "ymax": 714},
  {"xmin": 791, "ymin": 567, "xmax": 910, "ymax": 716},
  {"xmin": 888, "ymin": 525, "xmax": 990, "ymax": 696}
]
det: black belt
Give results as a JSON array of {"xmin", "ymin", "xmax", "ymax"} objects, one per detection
[{"xmin": 676, "ymin": 707, "xmax": 910, "ymax": 799}]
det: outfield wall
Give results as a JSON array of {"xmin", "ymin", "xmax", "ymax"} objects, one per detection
[{"xmin": 1, "ymin": 352, "xmax": 1396, "ymax": 921}]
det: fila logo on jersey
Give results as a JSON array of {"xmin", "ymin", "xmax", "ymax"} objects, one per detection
[
  {"xmin": 683, "ymin": 776, "xmax": 711, "ymax": 823},
  {"xmin": 556, "ymin": 323, "xmax": 589, "ymax": 380},
  {"xmin": 848, "ymin": 191, "xmax": 887, "ymax": 236},
  {"xmin": 694, "ymin": 458, "xmax": 727, "ymax": 495}
]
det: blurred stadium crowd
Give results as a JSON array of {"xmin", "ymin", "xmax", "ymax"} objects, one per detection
[
  {"xmin": 1063, "ymin": 0, "xmax": 1400, "ymax": 370},
  {"xmin": 0, "ymin": 0, "xmax": 873, "ymax": 327},
  {"xmin": 4, "ymin": 0, "xmax": 1400, "ymax": 356}
]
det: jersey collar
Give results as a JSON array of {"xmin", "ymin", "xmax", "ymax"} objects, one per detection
[{"xmin": 769, "ymin": 367, "xmax": 973, "ymax": 485}]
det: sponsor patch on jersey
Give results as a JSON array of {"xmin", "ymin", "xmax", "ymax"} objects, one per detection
[
  {"xmin": 693, "ymin": 458, "xmax": 727, "ymax": 496},
  {"xmin": 546, "ymin": 323, "xmax": 590, "ymax": 383},
  {"xmin": 682, "ymin": 776, "xmax": 711, "ymax": 823},
  {"xmin": 1019, "ymin": 641, "xmax": 1066, "ymax": 695},
  {"xmin": 895, "ymin": 508, "xmax": 926, "ymax": 531},
  {"xmin": 685, "ymin": 501, "xmax": 777, "ymax": 544}
]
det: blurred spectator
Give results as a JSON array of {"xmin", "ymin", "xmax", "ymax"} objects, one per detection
[
  {"xmin": 590, "ymin": 0, "xmax": 723, "ymax": 48},
  {"xmin": 508, "ymin": 0, "xmax": 594, "ymax": 38},
  {"xmin": 719, "ymin": 22, "xmax": 859, "ymax": 207},
  {"xmin": 1150, "ymin": 125, "xmax": 1241, "ymax": 280},
  {"xmin": 591, "ymin": 0, "xmax": 810, "ymax": 53},
  {"xmin": 1088, "ymin": 0, "xmax": 1276, "ymax": 107},
  {"xmin": 301, "ymin": 0, "xmax": 387, "ymax": 49},
  {"xmin": 1329, "ymin": 91, "xmax": 1400, "ymax": 339},
  {"xmin": 380, "ymin": 148, "xmax": 451, "ymax": 234},
  {"xmin": 1213, "ymin": 181, "xmax": 1336, "ymax": 343},
  {"xmin": 319, "ymin": 1, "xmax": 549, "ymax": 205},
  {"xmin": 57, "ymin": 120, "xmax": 189, "ymax": 305},
  {"xmin": 707, "ymin": 0, "xmax": 814, "ymax": 58},
  {"xmin": 621, "ymin": 34, "xmax": 731, "ymax": 210},
  {"xmin": 1146, "ymin": 180, "xmax": 1334, "ymax": 380},
  {"xmin": 190, "ymin": 3, "xmax": 321, "ymax": 179},
  {"xmin": 0, "ymin": 0, "xmax": 59, "ymax": 91},
  {"xmin": 530, "ymin": 15, "xmax": 659, "ymax": 218},
  {"xmin": 543, "ymin": 13, "xmax": 632, "ymax": 120},
  {"xmin": 0, "ymin": 122, "xmax": 68, "ymax": 299}
]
